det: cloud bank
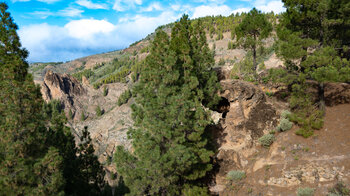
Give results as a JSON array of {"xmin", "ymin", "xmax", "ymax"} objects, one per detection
[{"xmin": 18, "ymin": 0, "xmax": 285, "ymax": 62}]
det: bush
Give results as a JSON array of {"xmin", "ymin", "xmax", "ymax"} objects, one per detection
[
  {"xmin": 228, "ymin": 41, "xmax": 236, "ymax": 50},
  {"xmin": 68, "ymin": 109, "xmax": 73, "ymax": 120},
  {"xmin": 218, "ymin": 58, "xmax": 225, "ymax": 66},
  {"xmin": 258, "ymin": 62, "xmax": 266, "ymax": 71},
  {"xmin": 328, "ymin": 182, "xmax": 350, "ymax": 196},
  {"xmin": 81, "ymin": 112, "xmax": 86, "ymax": 121},
  {"xmin": 281, "ymin": 110, "xmax": 291, "ymax": 119},
  {"xmin": 227, "ymin": 170, "xmax": 246, "ymax": 181},
  {"xmin": 277, "ymin": 118, "xmax": 293, "ymax": 132},
  {"xmin": 297, "ymin": 187, "xmax": 315, "ymax": 196},
  {"xmin": 103, "ymin": 86, "xmax": 108, "ymax": 96},
  {"xmin": 258, "ymin": 134, "xmax": 275, "ymax": 147},
  {"xmin": 295, "ymin": 128, "xmax": 314, "ymax": 138},
  {"xmin": 95, "ymin": 105, "xmax": 103, "ymax": 117},
  {"xmin": 117, "ymin": 89, "xmax": 132, "ymax": 106},
  {"xmin": 182, "ymin": 185, "xmax": 209, "ymax": 196}
]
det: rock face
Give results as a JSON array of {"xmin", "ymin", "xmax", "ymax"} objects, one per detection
[
  {"xmin": 41, "ymin": 70, "xmax": 86, "ymax": 121},
  {"xmin": 211, "ymin": 79, "xmax": 278, "ymax": 193},
  {"xmin": 325, "ymin": 82, "xmax": 350, "ymax": 106},
  {"xmin": 41, "ymin": 70, "xmax": 86, "ymax": 101},
  {"xmin": 40, "ymin": 70, "xmax": 133, "ymax": 185},
  {"xmin": 210, "ymin": 80, "xmax": 350, "ymax": 195}
]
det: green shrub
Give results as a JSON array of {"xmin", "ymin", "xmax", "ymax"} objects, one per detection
[
  {"xmin": 227, "ymin": 170, "xmax": 246, "ymax": 181},
  {"xmin": 103, "ymin": 86, "xmax": 108, "ymax": 96},
  {"xmin": 140, "ymin": 46, "xmax": 149, "ymax": 54},
  {"xmin": 117, "ymin": 89, "xmax": 132, "ymax": 106},
  {"xmin": 277, "ymin": 118, "xmax": 293, "ymax": 132},
  {"xmin": 227, "ymin": 41, "xmax": 236, "ymax": 50},
  {"xmin": 68, "ymin": 109, "xmax": 73, "ymax": 120},
  {"xmin": 182, "ymin": 185, "xmax": 209, "ymax": 196},
  {"xmin": 81, "ymin": 112, "xmax": 86, "ymax": 121},
  {"xmin": 295, "ymin": 128, "xmax": 314, "ymax": 138},
  {"xmin": 218, "ymin": 58, "xmax": 225, "ymax": 66},
  {"xmin": 258, "ymin": 62, "xmax": 266, "ymax": 71},
  {"xmin": 95, "ymin": 105, "xmax": 103, "ymax": 117},
  {"xmin": 258, "ymin": 134, "xmax": 275, "ymax": 147},
  {"xmin": 328, "ymin": 182, "xmax": 350, "ymax": 196},
  {"xmin": 297, "ymin": 187, "xmax": 315, "ymax": 196},
  {"xmin": 265, "ymin": 91, "xmax": 273, "ymax": 97},
  {"xmin": 281, "ymin": 110, "xmax": 291, "ymax": 119}
]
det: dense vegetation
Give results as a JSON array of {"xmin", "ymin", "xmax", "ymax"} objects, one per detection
[
  {"xmin": 2, "ymin": 0, "xmax": 350, "ymax": 195},
  {"xmin": 0, "ymin": 3, "xmax": 106, "ymax": 195},
  {"xmin": 114, "ymin": 15, "xmax": 220, "ymax": 195}
]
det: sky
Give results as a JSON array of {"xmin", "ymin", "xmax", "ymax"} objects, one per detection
[{"xmin": 6, "ymin": 0, "xmax": 286, "ymax": 62}]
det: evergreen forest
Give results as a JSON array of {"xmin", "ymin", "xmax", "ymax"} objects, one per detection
[{"xmin": 1, "ymin": 0, "xmax": 350, "ymax": 195}]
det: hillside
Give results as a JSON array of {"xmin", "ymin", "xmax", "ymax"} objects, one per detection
[{"xmin": 28, "ymin": 12, "xmax": 350, "ymax": 196}]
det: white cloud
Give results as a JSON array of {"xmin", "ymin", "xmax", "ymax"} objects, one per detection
[
  {"xmin": 256, "ymin": 0, "xmax": 285, "ymax": 13},
  {"xmin": 170, "ymin": 4, "xmax": 181, "ymax": 11},
  {"xmin": 232, "ymin": 7, "xmax": 250, "ymax": 14},
  {"xmin": 113, "ymin": 0, "xmax": 143, "ymax": 11},
  {"xmin": 37, "ymin": 0, "xmax": 61, "ymax": 3},
  {"xmin": 192, "ymin": 5, "xmax": 232, "ymax": 18},
  {"xmin": 58, "ymin": 7, "xmax": 84, "ymax": 17},
  {"xmin": 76, "ymin": 0, "xmax": 108, "ymax": 9},
  {"xmin": 141, "ymin": 2, "xmax": 163, "ymax": 12},
  {"xmin": 31, "ymin": 7, "xmax": 83, "ymax": 18},
  {"xmin": 65, "ymin": 19, "xmax": 116, "ymax": 40},
  {"xmin": 19, "ymin": 11, "xmax": 180, "ymax": 62},
  {"xmin": 12, "ymin": 0, "xmax": 60, "ymax": 2},
  {"xmin": 31, "ymin": 10, "xmax": 54, "ymax": 19}
]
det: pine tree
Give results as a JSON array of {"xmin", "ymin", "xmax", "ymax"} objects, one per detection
[
  {"xmin": 43, "ymin": 102, "xmax": 106, "ymax": 195},
  {"xmin": 0, "ymin": 3, "xmax": 64, "ymax": 195},
  {"xmin": 0, "ymin": 4, "xmax": 106, "ymax": 195},
  {"xmin": 115, "ymin": 15, "xmax": 219, "ymax": 195},
  {"xmin": 277, "ymin": 0, "xmax": 350, "ymax": 110},
  {"xmin": 235, "ymin": 8, "xmax": 272, "ymax": 74}
]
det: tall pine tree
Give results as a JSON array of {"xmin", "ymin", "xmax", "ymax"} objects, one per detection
[
  {"xmin": 0, "ymin": 3, "xmax": 64, "ymax": 195},
  {"xmin": 235, "ymin": 8, "xmax": 272, "ymax": 73},
  {"xmin": 115, "ymin": 15, "xmax": 219, "ymax": 195},
  {"xmin": 0, "ymin": 3, "xmax": 106, "ymax": 195},
  {"xmin": 277, "ymin": 0, "xmax": 350, "ymax": 110}
]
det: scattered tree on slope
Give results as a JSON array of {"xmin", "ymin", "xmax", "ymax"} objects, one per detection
[
  {"xmin": 235, "ymin": 8, "xmax": 272, "ymax": 74},
  {"xmin": 114, "ymin": 15, "xmax": 220, "ymax": 195}
]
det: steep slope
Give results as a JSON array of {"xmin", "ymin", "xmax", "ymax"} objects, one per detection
[{"xmin": 32, "ymin": 14, "xmax": 350, "ymax": 195}]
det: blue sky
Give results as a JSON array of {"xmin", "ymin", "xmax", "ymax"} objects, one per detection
[{"xmin": 6, "ymin": 0, "xmax": 285, "ymax": 62}]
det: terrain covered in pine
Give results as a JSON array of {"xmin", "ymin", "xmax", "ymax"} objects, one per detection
[{"xmin": 1, "ymin": 0, "xmax": 350, "ymax": 195}]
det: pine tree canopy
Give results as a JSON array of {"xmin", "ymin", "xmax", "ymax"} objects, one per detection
[
  {"xmin": 0, "ymin": 3, "xmax": 65, "ymax": 195},
  {"xmin": 235, "ymin": 8, "xmax": 272, "ymax": 73},
  {"xmin": 0, "ymin": 3, "xmax": 106, "ymax": 195},
  {"xmin": 114, "ymin": 15, "xmax": 219, "ymax": 196}
]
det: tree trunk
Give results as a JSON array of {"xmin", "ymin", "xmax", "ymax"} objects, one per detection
[
  {"xmin": 318, "ymin": 82, "xmax": 325, "ymax": 112},
  {"xmin": 253, "ymin": 45, "xmax": 257, "ymax": 73}
]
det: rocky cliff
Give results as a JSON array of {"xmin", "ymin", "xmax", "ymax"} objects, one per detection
[{"xmin": 40, "ymin": 67, "xmax": 350, "ymax": 195}]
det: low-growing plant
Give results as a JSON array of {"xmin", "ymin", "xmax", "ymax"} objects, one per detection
[
  {"xmin": 328, "ymin": 181, "xmax": 350, "ymax": 196},
  {"xmin": 297, "ymin": 187, "xmax": 315, "ymax": 196},
  {"xmin": 258, "ymin": 62, "xmax": 266, "ymax": 71},
  {"xmin": 258, "ymin": 134, "xmax": 275, "ymax": 147},
  {"xmin": 265, "ymin": 91, "xmax": 273, "ymax": 97},
  {"xmin": 277, "ymin": 118, "xmax": 293, "ymax": 132},
  {"xmin": 117, "ymin": 89, "xmax": 132, "ymax": 106},
  {"xmin": 281, "ymin": 110, "xmax": 291, "ymax": 119},
  {"xmin": 95, "ymin": 105, "xmax": 103, "ymax": 117},
  {"xmin": 81, "ymin": 112, "xmax": 86, "ymax": 121},
  {"xmin": 103, "ymin": 86, "xmax": 108, "ymax": 96},
  {"xmin": 227, "ymin": 170, "xmax": 246, "ymax": 181},
  {"xmin": 218, "ymin": 58, "xmax": 225, "ymax": 66},
  {"xmin": 68, "ymin": 109, "xmax": 73, "ymax": 120}
]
